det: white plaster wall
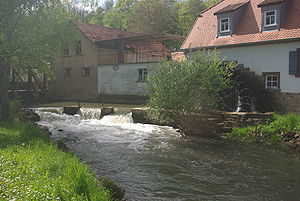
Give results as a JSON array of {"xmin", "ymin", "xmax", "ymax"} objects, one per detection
[
  {"xmin": 98, "ymin": 63, "xmax": 152, "ymax": 96},
  {"xmin": 216, "ymin": 42, "xmax": 300, "ymax": 93}
]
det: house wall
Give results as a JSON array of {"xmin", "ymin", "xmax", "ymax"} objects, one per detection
[
  {"xmin": 217, "ymin": 41, "xmax": 300, "ymax": 93},
  {"xmin": 98, "ymin": 63, "xmax": 153, "ymax": 96},
  {"xmin": 97, "ymin": 48, "xmax": 162, "ymax": 65},
  {"xmin": 50, "ymin": 33, "xmax": 99, "ymax": 101}
]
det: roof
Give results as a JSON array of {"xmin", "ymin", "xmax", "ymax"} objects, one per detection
[
  {"xmin": 257, "ymin": 0, "xmax": 285, "ymax": 7},
  {"xmin": 75, "ymin": 22, "xmax": 183, "ymax": 56},
  {"xmin": 214, "ymin": 1, "xmax": 249, "ymax": 15},
  {"xmin": 181, "ymin": 0, "xmax": 300, "ymax": 49},
  {"xmin": 74, "ymin": 22, "xmax": 139, "ymax": 42}
]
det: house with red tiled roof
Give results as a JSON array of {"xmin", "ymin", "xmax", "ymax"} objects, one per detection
[
  {"xmin": 50, "ymin": 22, "xmax": 180, "ymax": 103},
  {"xmin": 181, "ymin": 0, "xmax": 300, "ymax": 113}
]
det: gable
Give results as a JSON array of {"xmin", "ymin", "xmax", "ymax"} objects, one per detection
[{"xmin": 181, "ymin": 0, "xmax": 300, "ymax": 49}]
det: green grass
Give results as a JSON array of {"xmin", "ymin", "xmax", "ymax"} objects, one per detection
[
  {"xmin": 228, "ymin": 114, "xmax": 300, "ymax": 144},
  {"xmin": 0, "ymin": 120, "xmax": 115, "ymax": 201}
]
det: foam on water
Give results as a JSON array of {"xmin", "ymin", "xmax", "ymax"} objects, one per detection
[{"xmin": 80, "ymin": 108, "xmax": 102, "ymax": 119}]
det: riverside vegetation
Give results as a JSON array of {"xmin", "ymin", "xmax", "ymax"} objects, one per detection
[
  {"xmin": 228, "ymin": 114, "xmax": 300, "ymax": 150},
  {"xmin": 0, "ymin": 102, "xmax": 123, "ymax": 201}
]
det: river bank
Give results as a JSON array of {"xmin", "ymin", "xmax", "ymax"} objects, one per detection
[
  {"xmin": 227, "ymin": 113, "xmax": 300, "ymax": 151},
  {"xmin": 0, "ymin": 120, "xmax": 123, "ymax": 201}
]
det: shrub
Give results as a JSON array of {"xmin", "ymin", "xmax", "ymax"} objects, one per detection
[{"xmin": 147, "ymin": 50, "xmax": 236, "ymax": 123}]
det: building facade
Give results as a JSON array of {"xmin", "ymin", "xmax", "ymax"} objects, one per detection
[
  {"xmin": 181, "ymin": 0, "xmax": 300, "ymax": 113},
  {"xmin": 50, "ymin": 22, "xmax": 178, "ymax": 103}
]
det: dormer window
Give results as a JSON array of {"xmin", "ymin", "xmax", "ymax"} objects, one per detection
[
  {"xmin": 214, "ymin": 1, "xmax": 248, "ymax": 37},
  {"xmin": 220, "ymin": 18, "xmax": 230, "ymax": 32},
  {"xmin": 258, "ymin": 0, "xmax": 287, "ymax": 32},
  {"xmin": 264, "ymin": 10, "xmax": 276, "ymax": 27}
]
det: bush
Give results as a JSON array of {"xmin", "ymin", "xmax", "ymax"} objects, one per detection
[
  {"xmin": 229, "ymin": 114, "xmax": 300, "ymax": 144},
  {"xmin": 147, "ymin": 50, "xmax": 236, "ymax": 122}
]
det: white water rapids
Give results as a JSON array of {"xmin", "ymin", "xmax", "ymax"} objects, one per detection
[{"xmin": 35, "ymin": 108, "xmax": 300, "ymax": 201}]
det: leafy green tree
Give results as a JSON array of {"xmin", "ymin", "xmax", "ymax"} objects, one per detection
[
  {"xmin": 147, "ymin": 50, "xmax": 236, "ymax": 123},
  {"xmin": 88, "ymin": 0, "xmax": 114, "ymax": 25},
  {"xmin": 176, "ymin": 0, "xmax": 206, "ymax": 35},
  {"xmin": 0, "ymin": 0, "xmax": 76, "ymax": 119},
  {"xmin": 103, "ymin": 0, "xmax": 137, "ymax": 30},
  {"xmin": 129, "ymin": 0, "xmax": 178, "ymax": 34}
]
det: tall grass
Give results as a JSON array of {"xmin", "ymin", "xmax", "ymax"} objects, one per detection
[
  {"xmin": 228, "ymin": 114, "xmax": 300, "ymax": 144},
  {"xmin": 0, "ymin": 121, "xmax": 114, "ymax": 201}
]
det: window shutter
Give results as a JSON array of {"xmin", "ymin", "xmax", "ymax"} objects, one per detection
[{"xmin": 289, "ymin": 51, "xmax": 297, "ymax": 75}]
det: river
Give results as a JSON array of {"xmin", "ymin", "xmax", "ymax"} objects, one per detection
[{"xmin": 35, "ymin": 108, "xmax": 300, "ymax": 201}]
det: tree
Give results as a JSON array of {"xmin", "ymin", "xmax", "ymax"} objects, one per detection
[
  {"xmin": 88, "ymin": 0, "xmax": 114, "ymax": 25},
  {"xmin": 129, "ymin": 0, "xmax": 178, "ymax": 34},
  {"xmin": 0, "ymin": 0, "xmax": 76, "ymax": 120},
  {"xmin": 103, "ymin": 0, "xmax": 137, "ymax": 30},
  {"xmin": 147, "ymin": 50, "xmax": 236, "ymax": 123},
  {"xmin": 176, "ymin": 0, "xmax": 206, "ymax": 35}
]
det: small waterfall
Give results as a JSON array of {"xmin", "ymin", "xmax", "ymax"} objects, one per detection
[
  {"xmin": 33, "ymin": 107, "xmax": 63, "ymax": 114},
  {"xmin": 37, "ymin": 111, "xmax": 81, "ymax": 124},
  {"xmin": 100, "ymin": 113, "xmax": 133, "ymax": 124},
  {"xmin": 236, "ymin": 91, "xmax": 242, "ymax": 112},
  {"xmin": 80, "ymin": 108, "xmax": 102, "ymax": 119}
]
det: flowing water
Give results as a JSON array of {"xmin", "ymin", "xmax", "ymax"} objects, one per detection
[{"xmin": 35, "ymin": 108, "xmax": 300, "ymax": 201}]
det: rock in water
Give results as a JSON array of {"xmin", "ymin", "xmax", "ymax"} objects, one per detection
[{"xmin": 19, "ymin": 108, "xmax": 40, "ymax": 122}]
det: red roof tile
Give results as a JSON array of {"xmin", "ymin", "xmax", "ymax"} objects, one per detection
[
  {"xmin": 74, "ymin": 22, "xmax": 170, "ymax": 55},
  {"xmin": 181, "ymin": 0, "xmax": 300, "ymax": 49},
  {"xmin": 214, "ymin": 1, "xmax": 249, "ymax": 15},
  {"xmin": 74, "ymin": 22, "xmax": 139, "ymax": 42}
]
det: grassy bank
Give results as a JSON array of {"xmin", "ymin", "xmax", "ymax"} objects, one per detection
[
  {"xmin": 0, "ymin": 120, "xmax": 117, "ymax": 201},
  {"xmin": 227, "ymin": 114, "xmax": 300, "ymax": 149}
]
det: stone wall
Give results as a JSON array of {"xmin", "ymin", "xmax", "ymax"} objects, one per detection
[
  {"xmin": 272, "ymin": 92, "xmax": 300, "ymax": 114},
  {"xmin": 131, "ymin": 108, "xmax": 274, "ymax": 136}
]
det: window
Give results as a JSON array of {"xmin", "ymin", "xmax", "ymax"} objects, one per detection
[
  {"xmin": 63, "ymin": 47, "xmax": 70, "ymax": 56},
  {"xmin": 220, "ymin": 18, "xmax": 230, "ymax": 32},
  {"xmin": 289, "ymin": 49, "xmax": 300, "ymax": 75},
  {"xmin": 138, "ymin": 68, "xmax": 147, "ymax": 81},
  {"xmin": 76, "ymin": 41, "xmax": 82, "ymax": 55},
  {"xmin": 64, "ymin": 68, "xmax": 71, "ymax": 77},
  {"xmin": 264, "ymin": 10, "xmax": 276, "ymax": 27},
  {"xmin": 263, "ymin": 72, "xmax": 280, "ymax": 89},
  {"xmin": 82, "ymin": 67, "xmax": 90, "ymax": 77}
]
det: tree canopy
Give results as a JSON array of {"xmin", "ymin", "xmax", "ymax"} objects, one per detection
[
  {"xmin": 0, "ymin": 0, "xmax": 78, "ymax": 119},
  {"xmin": 85, "ymin": 0, "xmax": 220, "ymax": 36}
]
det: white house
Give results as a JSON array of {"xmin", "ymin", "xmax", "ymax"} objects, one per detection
[{"xmin": 181, "ymin": 0, "xmax": 300, "ymax": 113}]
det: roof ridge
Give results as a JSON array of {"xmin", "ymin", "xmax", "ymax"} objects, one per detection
[
  {"xmin": 198, "ymin": 0, "xmax": 225, "ymax": 16},
  {"xmin": 214, "ymin": 1, "xmax": 250, "ymax": 15}
]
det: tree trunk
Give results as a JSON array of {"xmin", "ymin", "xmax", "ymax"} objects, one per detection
[{"xmin": 0, "ymin": 57, "xmax": 11, "ymax": 120}]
